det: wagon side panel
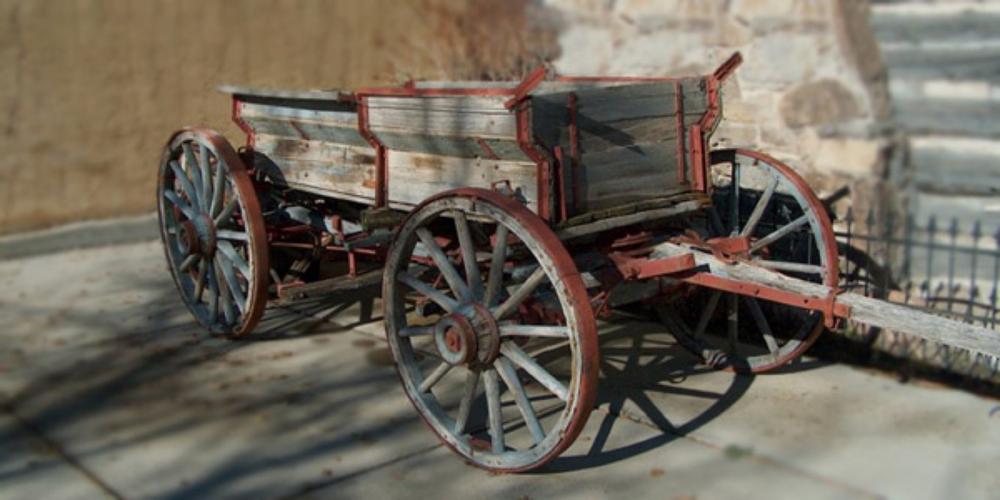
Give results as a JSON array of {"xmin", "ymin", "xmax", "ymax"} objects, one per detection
[
  {"xmin": 365, "ymin": 96, "xmax": 540, "ymax": 211},
  {"xmin": 533, "ymin": 79, "xmax": 709, "ymax": 214},
  {"xmin": 238, "ymin": 97, "xmax": 379, "ymax": 204}
]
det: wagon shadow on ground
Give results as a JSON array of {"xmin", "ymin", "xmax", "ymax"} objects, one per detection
[{"xmin": 537, "ymin": 312, "xmax": 759, "ymax": 474}]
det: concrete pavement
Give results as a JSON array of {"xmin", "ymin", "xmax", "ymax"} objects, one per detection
[{"xmin": 1, "ymin": 240, "xmax": 997, "ymax": 499}]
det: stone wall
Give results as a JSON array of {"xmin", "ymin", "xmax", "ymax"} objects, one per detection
[{"xmin": 546, "ymin": 0, "xmax": 893, "ymax": 219}]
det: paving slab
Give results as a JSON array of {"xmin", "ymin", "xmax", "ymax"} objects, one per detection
[{"xmin": 1, "ymin": 240, "xmax": 997, "ymax": 499}]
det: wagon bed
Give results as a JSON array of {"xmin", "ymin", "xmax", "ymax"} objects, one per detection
[
  {"xmin": 223, "ymin": 58, "xmax": 732, "ymax": 229},
  {"xmin": 155, "ymin": 52, "xmax": 1000, "ymax": 474}
]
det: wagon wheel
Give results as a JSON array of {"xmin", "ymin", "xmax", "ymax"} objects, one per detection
[
  {"xmin": 156, "ymin": 128, "xmax": 269, "ymax": 337},
  {"xmin": 666, "ymin": 149, "xmax": 838, "ymax": 373},
  {"xmin": 383, "ymin": 189, "xmax": 598, "ymax": 472}
]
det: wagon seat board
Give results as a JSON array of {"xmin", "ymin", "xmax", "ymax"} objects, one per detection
[
  {"xmin": 225, "ymin": 87, "xmax": 379, "ymax": 205},
  {"xmin": 532, "ymin": 78, "xmax": 710, "ymax": 214}
]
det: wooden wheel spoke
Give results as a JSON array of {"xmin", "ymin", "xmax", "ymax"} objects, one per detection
[
  {"xmin": 453, "ymin": 369, "xmax": 480, "ymax": 435},
  {"xmin": 163, "ymin": 189, "xmax": 195, "ymax": 220},
  {"xmin": 416, "ymin": 228, "xmax": 470, "ymax": 303},
  {"xmin": 198, "ymin": 143, "xmax": 213, "ymax": 206},
  {"xmin": 194, "ymin": 259, "xmax": 208, "ymax": 303},
  {"xmin": 214, "ymin": 260, "xmax": 236, "ymax": 324},
  {"xmin": 694, "ymin": 290, "xmax": 722, "ymax": 337},
  {"xmin": 397, "ymin": 272, "xmax": 459, "ymax": 313},
  {"xmin": 453, "ymin": 211, "xmax": 483, "ymax": 300},
  {"xmin": 499, "ymin": 324, "xmax": 569, "ymax": 338},
  {"xmin": 419, "ymin": 361, "xmax": 452, "ymax": 393},
  {"xmin": 749, "ymin": 214, "xmax": 809, "ymax": 253},
  {"xmin": 727, "ymin": 294, "xmax": 739, "ymax": 353},
  {"xmin": 496, "ymin": 357, "xmax": 545, "ymax": 445},
  {"xmin": 211, "ymin": 160, "xmax": 226, "ymax": 216},
  {"xmin": 492, "ymin": 267, "xmax": 547, "ymax": 321},
  {"xmin": 500, "ymin": 342, "xmax": 568, "ymax": 402},
  {"xmin": 217, "ymin": 241, "xmax": 251, "ymax": 278},
  {"xmin": 216, "ymin": 255, "xmax": 246, "ymax": 314},
  {"xmin": 216, "ymin": 229, "xmax": 248, "ymax": 241},
  {"xmin": 178, "ymin": 254, "xmax": 199, "ymax": 273},
  {"xmin": 182, "ymin": 142, "xmax": 206, "ymax": 209},
  {"xmin": 214, "ymin": 196, "xmax": 240, "ymax": 227},
  {"xmin": 484, "ymin": 224, "xmax": 509, "ymax": 308},
  {"xmin": 400, "ymin": 326, "xmax": 434, "ymax": 337},
  {"xmin": 206, "ymin": 260, "xmax": 218, "ymax": 324},
  {"xmin": 169, "ymin": 160, "xmax": 201, "ymax": 212},
  {"xmin": 740, "ymin": 176, "xmax": 778, "ymax": 237},
  {"xmin": 744, "ymin": 297, "xmax": 780, "ymax": 356},
  {"xmin": 482, "ymin": 368, "xmax": 505, "ymax": 454}
]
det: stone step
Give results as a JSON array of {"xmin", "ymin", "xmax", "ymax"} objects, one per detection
[
  {"xmin": 880, "ymin": 42, "xmax": 1000, "ymax": 82},
  {"xmin": 871, "ymin": 2, "xmax": 1000, "ymax": 45},
  {"xmin": 908, "ymin": 136, "xmax": 1000, "ymax": 196},
  {"xmin": 892, "ymin": 97, "xmax": 1000, "ymax": 138}
]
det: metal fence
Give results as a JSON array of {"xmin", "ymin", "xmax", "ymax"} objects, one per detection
[{"xmin": 835, "ymin": 208, "xmax": 1000, "ymax": 380}]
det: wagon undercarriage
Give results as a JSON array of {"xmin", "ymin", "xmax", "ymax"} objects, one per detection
[{"xmin": 156, "ymin": 52, "xmax": 998, "ymax": 472}]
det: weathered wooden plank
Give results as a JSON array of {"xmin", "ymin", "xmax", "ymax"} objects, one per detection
[
  {"xmin": 248, "ymin": 119, "xmax": 370, "ymax": 147},
  {"xmin": 386, "ymin": 150, "xmax": 538, "ymax": 211},
  {"xmin": 367, "ymin": 96, "xmax": 517, "ymax": 139},
  {"xmin": 254, "ymin": 136, "xmax": 376, "ymax": 165},
  {"xmin": 252, "ymin": 142, "xmax": 376, "ymax": 202},
  {"xmin": 651, "ymin": 241, "xmax": 1000, "ymax": 358},
  {"xmin": 372, "ymin": 130, "xmax": 526, "ymax": 160},
  {"xmin": 577, "ymin": 117, "xmax": 678, "ymax": 154},
  {"xmin": 578, "ymin": 143, "xmax": 684, "ymax": 211},
  {"xmin": 241, "ymin": 101, "xmax": 358, "ymax": 126},
  {"xmin": 221, "ymin": 85, "xmax": 352, "ymax": 102}
]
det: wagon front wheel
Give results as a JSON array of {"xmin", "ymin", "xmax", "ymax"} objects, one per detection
[
  {"xmin": 666, "ymin": 149, "xmax": 839, "ymax": 373},
  {"xmin": 157, "ymin": 128, "xmax": 269, "ymax": 337},
  {"xmin": 383, "ymin": 189, "xmax": 598, "ymax": 472}
]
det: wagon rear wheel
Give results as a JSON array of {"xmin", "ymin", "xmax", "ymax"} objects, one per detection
[
  {"xmin": 383, "ymin": 189, "xmax": 598, "ymax": 472},
  {"xmin": 157, "ymin": 128, "xmax": 269, "ymax": 337},
  {"xmin": 666, "ymin": 149, "xmax": 838, "ymax": 373}
]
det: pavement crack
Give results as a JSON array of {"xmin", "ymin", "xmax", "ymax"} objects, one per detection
[{"xmin": 2, "ymin": 403, "xmax": 126, "ymax": 500}]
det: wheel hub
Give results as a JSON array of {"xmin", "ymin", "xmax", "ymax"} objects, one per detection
[
  {"xmin": 181, "ymin": 214, "xmax": 217, "ymax": 257},
  {"xmin": 433, "ymin": 304, "xmax": 500, "ymax": 368}
]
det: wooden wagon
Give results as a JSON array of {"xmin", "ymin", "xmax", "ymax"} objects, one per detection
[{"xmin": 156, "ymin": 52, "xmax": 998, "ymax": 472}]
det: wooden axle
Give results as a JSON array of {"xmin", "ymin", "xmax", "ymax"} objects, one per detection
[{"xmin": 649, "ymin": 242, "xmax": 1000, "ymax": 359}]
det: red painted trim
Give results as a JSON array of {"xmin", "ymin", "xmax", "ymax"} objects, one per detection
[
  {"xmin": 689, "ymin": 124, "xmax": 707, "ymax": 192},
  {"xmin": 356, "ymin": 96, "xmax": 388, "ymax": 207},
  {"xmin": 231, "ymin": 98, "xmax": 255, "ymax": 148},
  {"xmin": 504, "ymin": 65, "xmax": 549, "ymax": 110},
  {"xmin": 553, "ymin": 146, "xmax": 568, "ymax": 222},
  {"xmin": 513, "ymin": 101, "xmax": 552, "ymax": 221},
  {"xmin": 567, "ymin": 92, "xmax": 581, "ymax": 215},
  {"xmin": 354, "ymin": 86, "xmax": 515, "ymax": 97},
  {"xmin": 673, "ymin": 81, "xmax": 687, "ymax": 185},
  {"xmin": 679, "ymin": 271, "xmax": 850, "ymax": 319}
]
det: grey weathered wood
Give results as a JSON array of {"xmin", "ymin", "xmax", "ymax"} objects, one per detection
[
  {"xmin": 387, "ymin": 150, "xmax": 538, "ymax": 211},
  {"xmin": 578, "ymin": 143, "xmax": 685, "ymax": 211},
  {"xmin": 373, "ymin": 131, "xmax": 526, "ymax": 160},
  {"xmin": 652, "ymin": 241, "xmax": 1000, "ymax": 359},
  {"xmin": 556, "ymin": 198, "xmax": 705, "ymax": 239},
  {"xmin": 367, "ymin": 96, "xmax": 517, "ymax": 139}
]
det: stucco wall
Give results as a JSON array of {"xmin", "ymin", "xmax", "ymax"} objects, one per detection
[{"xmin": 0, "ymin": 0, "xmax": 557, "ymax": 235}]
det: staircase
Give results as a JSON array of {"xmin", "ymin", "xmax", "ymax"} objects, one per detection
[{"xmin": 870, "ymin": 0, "xmax": 1000, "ymax": 235}]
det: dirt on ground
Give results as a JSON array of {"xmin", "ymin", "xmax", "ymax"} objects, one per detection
[{"xmin": 0, "ymin": 0, "xmax": 559, "ymax": 235}]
